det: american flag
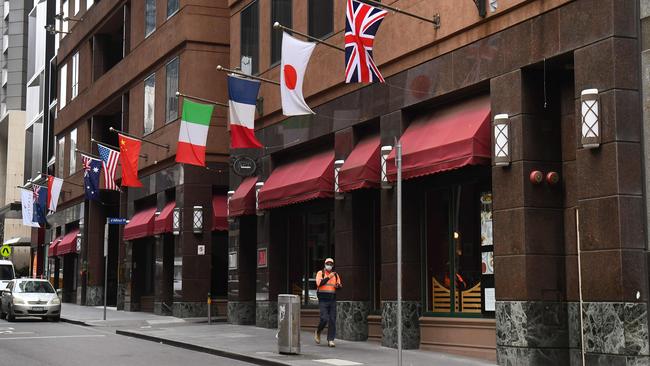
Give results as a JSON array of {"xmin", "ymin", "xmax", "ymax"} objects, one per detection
[
  {"xmin": 97, "ymin": 144, "xmax": 120, "ymax": 191},
  {"xmin": 345, "ymin": 0, "xmax": 388, "ymax": 83}
]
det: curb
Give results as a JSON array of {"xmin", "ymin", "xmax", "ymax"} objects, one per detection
[
  {"xmin": 116, "ymin": 329, "xmax": 290, "ymax": 366},
  {"xmin": 60, "ymin": 318, "xmax": 90, "ymax": 326}
]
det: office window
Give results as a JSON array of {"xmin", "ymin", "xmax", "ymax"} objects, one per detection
[
  {"xmin": 240, "ymin": 1, "xmax": 259, "ymax": 74},
  {"xmin": 165, "ymin": 57, "xmax": 179, "ymax": 123},
  {"xmin": 167, "ymin": 0, "xmax": 179, "ymax": 18},
  {"xmin": 145, "ymin": 0, "xmax": 156, "ymax": 37},
  {"xmin": 71, "ymin": 52, "xmax": 79, "ymax": 99},
  {"xmin": 69, "ymin": 129, "xmax": 77, "ymax": 175},
  {"xmin": 55, "ymin": 0, "xmax": 61, "ymax": 51},
  {"xmin": 62, "ymin": 0, "xmax": 69, "ymax": 35},
  {"xmin": 144, "ymin": 74, "xmax": 155, "ymax": 134},
  {"xmin": 271, "ymin": 0, "xmax": 291, "ymax": 65},
  {"xmin": 57, "ymin": 137, "xmax": 65, "ymax": 178},
  {"xmin": 75, "ymin": 0, "xmax": 79, "ymax": 14},
  {"xmin": 60, "ymin": 64, "xmax": 67, "ymax": 108},
  {"xmin": 88, "ymin": 0, "xmax": 94, "ymax": 8},
  {"xmin": 308, "ymin": 0, "xmax": 333, "ymax": 38}
]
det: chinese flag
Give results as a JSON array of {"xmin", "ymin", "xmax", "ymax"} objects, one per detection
[{"xmin": 118, "ymin": 134, "xmax": 143, "ymax": 187}]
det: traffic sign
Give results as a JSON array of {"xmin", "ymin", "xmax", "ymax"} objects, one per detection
[
  {"xmin": 108, "ymin": 218, "xmax": 128, "ymax": 225},
  {"xmin": 0, "ymin": 245, "xmax": 11, "ymax": 257}
]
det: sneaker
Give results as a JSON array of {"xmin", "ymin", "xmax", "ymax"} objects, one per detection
[
  {"xmin": 328, "ymin": 341, "xmax": 335, "ymax": 348},
  {"xmin": 314, "ymin": 330, "xmax": 321, "ymax": 344}
]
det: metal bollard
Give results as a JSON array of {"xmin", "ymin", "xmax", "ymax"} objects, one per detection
[{"xmin": 207, "ymin": 292, "xmax": 212, "ymax": 325}]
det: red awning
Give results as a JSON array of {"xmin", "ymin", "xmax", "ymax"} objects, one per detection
[
  {"xmin": 229, "ymin": 177, "xmax": 258, "ymax": 217},
  {"xmin": 123, "ymin": 207, "xmax": 157, "ymax": 241},
  {"xmin": 153, "ymin": 201, "xmax": 176, "ymax": 235},
  {"xmin": 49, "ymin": 236, "xmax": 62, "ymax": 257},
  {"xmin": 339, "ymin": 134, "xmax": 381, "ymax": 192},
  {"xmin": 212, "ymin": 195, "xmax": 228, "ymax": 231},
  {"xmin": 57, "ymin": 229, "xmax": 79, "ymax": 256},
  {"xmin": 258, "ymin": 150, "xmax": 334, "ymax": 210},
  {"xmin": 387, "ymin": 96, "xmax": 491, "ymax": 181}
]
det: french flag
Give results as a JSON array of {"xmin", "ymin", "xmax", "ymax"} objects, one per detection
[{"xmin": 228, "ymin": 75, "xmax": 263, "ymax": 149}]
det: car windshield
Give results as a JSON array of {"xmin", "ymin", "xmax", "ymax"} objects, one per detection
[
  {"xmin": 14, "ymin": 281, "xmax": 54, "ymax": 294},
  {"xmin": 0, "ymin": 265, "xmax": 13, "ymax": 280}
]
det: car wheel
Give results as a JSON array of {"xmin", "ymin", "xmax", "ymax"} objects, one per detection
[
  {"xmin": 0, "ymin": 310, "xmax": 5, "ymax": 320},
  {"xmin": 6, "ymin": 308, "xmax": 15, "ymax": 322},
  {"xmin": 51, "ymin": 315, "xmax": 60, "ymax": 322}
]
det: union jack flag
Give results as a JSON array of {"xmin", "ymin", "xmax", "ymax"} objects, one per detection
[
  {"xmin": 345, "ymin": 0, "xmax": 388, "ymax": 83},
  {"xmin": 32, "ymin": 185, "xmax": 40, "ymax": 200}
]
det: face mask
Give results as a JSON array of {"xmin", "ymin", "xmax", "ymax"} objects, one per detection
[{"xmin": 325, "ymin": 265, "xmax": 333, "ymax": 271}]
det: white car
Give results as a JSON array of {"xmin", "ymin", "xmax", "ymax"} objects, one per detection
[
  {"xmin": 0, "ymin": 279, "xmax": 61, "ymax": 321},
  {"xmin": 0, "ymin": 260, "xmax": 15, "ymax": 292}
]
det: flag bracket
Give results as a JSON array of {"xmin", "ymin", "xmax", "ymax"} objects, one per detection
[
  {"xmin": 273, "ymin": 22, "xmax": 345, "ymax": 52},
  {"xmin": 75, "ymin": 149, "xmax": 101, "ymax": 160},
  {"xmin": 91, "ymin": 138, "xmax": 148, "ymax": 160},
  {"xmin": 359, "ymin": 0, "xmax": 440, "ymax": 29},
  {"xmin": 216, "ymin": 65, "xmax": 280, "ymax": 86},
  {"xmin": 176, "ymin": 92, "xmax": 229, "ymax": 108},
  {"xmin": 109, "ymin": 127, "xmax": 170, "ymax": 150}
]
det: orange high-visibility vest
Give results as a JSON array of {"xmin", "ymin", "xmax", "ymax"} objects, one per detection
[{"xmin": 316, "ymin": 270, "xmax": 341, "ymax": 294}]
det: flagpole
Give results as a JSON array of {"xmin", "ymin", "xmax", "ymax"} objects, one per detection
[
  {"xmin": 75, "ymin": 149, "xmax": 101, "ymax": 160},
  {"xmin": 216, "ymin": 65, "xmax": 281, "ymax": 86},
  {"xmin": 35, "ymin": 172, "xmax": 84, "ymax": 188},
  {"xmin": 273, "ymin": 22, "xmax": 345, "ymax": 52},
  {"xmin": 358, "ymin": 0, "xmax": 440, "ymax": 28},
  {"xmin": 108, "ymin": 127, "xmax": 170, "ymax": 150},
  {"xmin": 90, "ymin": 138, "xmax": 148, "ymax": 159},
  {"xmin": 176, "ymin": 92, "xmax": 229, "ymax": 108}
]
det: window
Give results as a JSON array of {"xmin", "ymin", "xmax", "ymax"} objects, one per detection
[
  {"xmin": 308, "ymin": 0, "xmax": 333, "ymax": 38},
  {"xmin": 69, "ymin": 128, "xmax": 77, "ymax": 175},
  {"xmin": 71, "ymin": 52, "xmax": 79, "ymax": 99},
  {"xmin": 59, "ymin": 63, "xmax": 67, "ymax": 108},
  {"xmin": 145, "ymin": 0, "xmax": 156, "ymax": 37},
  {"xmin": 167, "ymin": 0, "xmax": 179, "ymax": 18},
  {"xmin": 143, "ymin": 74, "xmax": 155, "ymax": 134},
  {"xmin": 62, "ymin": 0, "xmax": 68, "ymax": 35},
  {"xmin": 57, "ymin": 137, "xmax": 65, "ymax": 178},
  {"xmin": 88, "ymin": 0, "xmax": 94, "ymax": 8},
  {"xmin": 74, "ymin": 0, "xmax": 79, "ymax": 14},
  {"xmin": 240, "ymin": 1, "xmax": 259, "ymax": 74},
  {"xmin": 55, "ymin": 0, "xmax": 61, "ymax": 51},
  {"xmin": 165, "ymin": 57, "xmax": 179, "ymax": 122},
  {"xmin": 271, "ymin": 0, "xmax": 291, "ymax": 65}
]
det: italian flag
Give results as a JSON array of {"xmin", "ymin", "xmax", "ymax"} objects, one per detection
[{"xmin": 176, "ymin": 99, "xmax": 215, "ymax": 167}]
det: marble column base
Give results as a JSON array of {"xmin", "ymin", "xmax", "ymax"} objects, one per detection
[
  {"xmin": 582, "ymin": 302, "xmax": 649, "ymax": 357},
  {"xmin": 154, "ymin": 302, "xmax": 173, "ymax": 316},
  {"xmin": 172, "ymin": 302, "xmax": 208, "ymax": 318},
  {"xmin": 85, "ymin": 286, "xmax": 103, "ymax": 306},
  {"xmin": 256, "ymin": 301, "xmax": 278, "ymax": 329},
  {"xmin": 116, "ymin": 283, "xmax": 125, "ymax": 311},
  {"xmin": 381, "ymin": 301, "xmax": 420, "ymax": 349},
  {"xmin": 228, "ymin": 301, "xmax": 255, "ymax": 325},
  {"xmin": 336, "ymin": 301, "xmax": 369, "ymax": 341}
]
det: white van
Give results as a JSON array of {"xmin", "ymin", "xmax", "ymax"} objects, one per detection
[{"xmin": 0, "ymin": 260, "xmax": 15, "ymax": 291}]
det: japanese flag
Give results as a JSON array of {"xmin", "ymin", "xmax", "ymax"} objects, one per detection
[{"xmin": 281, "ymin": 32, "xmax": 316, "ymax": 116}]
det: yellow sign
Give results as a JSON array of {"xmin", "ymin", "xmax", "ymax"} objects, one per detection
[{"xmin": 0, "ymin": 245, "xmax": 11, "ymax": 257}]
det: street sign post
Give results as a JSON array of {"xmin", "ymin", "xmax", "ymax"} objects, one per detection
[
  {"xmin": 0, "ymin": 245, "xmax": 11, "ymax": 258},
  {"xmin": 104, "ymin": 218, "xmax": 128, "ymax": 320}
]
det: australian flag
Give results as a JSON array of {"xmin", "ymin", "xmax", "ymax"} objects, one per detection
[
  {"xmin": 32, "ymin": 185, "xmax": 48, "ymax": 225},
  {"xmin": 344, "ymin": 0, "xmax": 388, "ymax": 83},
  {"xmin": 82, "ymin": 155, "xmax": 102, "ymax": 201}
]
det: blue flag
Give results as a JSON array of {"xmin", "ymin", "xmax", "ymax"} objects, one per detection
[
  {"xmin": 31, "ymin": 185, "xmax": 48, "ymax": 225},
  {"xmin": 82, "ymin": 155, "xmax": 102, "ymax": 201}
]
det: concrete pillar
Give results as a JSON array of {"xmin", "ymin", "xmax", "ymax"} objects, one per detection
[{"xmin": 227, "ymin": 215, "xmax": 257, "ymax": 325}]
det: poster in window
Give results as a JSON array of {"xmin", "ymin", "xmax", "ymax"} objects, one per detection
[
  {"xmin": 480, "ymin": 192, "xmax": 493, "ymax": 247},
  {"xmin": 481, "ymin": 251, "xmax": 494, "ymax": 275},
  {"xmin": 484, "ymin": 288, "xmax": 496, "ymax": 312}
]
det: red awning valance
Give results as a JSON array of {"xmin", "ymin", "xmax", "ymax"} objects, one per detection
[
  {"xmin": 387, "ymin": 96, "xmax": 491, "ymax": 181},
  {"xmin": 339, "ymin": 134, "xmax": 381, "ymax": 192},
  {"xmin": 57, "ymin": 229, "xmax": 79, "ymax": 256},
  {"xmin": 258, "ymin": 150, "xmax": 334, "ymax": 210},
  {"xmin": 229, "ymin": 177, "xmax": 257, "ymax": 217},
  {"xmin": 49, "ymin": 236, "xmax": 62, "ymax": 257},
  {"xmin": 212, "ymin": 196, "xmax": 228, "ymax": 231},
  {"xmin": 153, "ymin": 201, "xmax": 175, "ymax": 235},
  {"xmin": 123, "ymin": 207, "xmax": 157, "ymax": 241}
]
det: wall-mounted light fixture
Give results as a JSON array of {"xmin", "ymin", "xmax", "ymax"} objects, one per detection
[
  {"xmin": 44, "ymin": 24, "xmax": 71, "ymax": 35},
  {"xmin": 381, "ymin": 146, "xmax": 393, "ymax": 189},
  {"xmin": 172, "ymin": 207, "xmax": 181, "ymax": 235},
  {"xmin": 255, "ymin": 182, "xmax": 264, "ymax": 216},
  {"xmin": 192, "ymin": 206, "xmax": 203, "ymax": 234},
  {"xmin": 581, "ymin": 89, "xmax": 600, "ymax": 149},
  {"xmin": 334, "ymin": 160, "xmax": 345, "ymax": 200},
  {"xmin": 227, "ymin": 190, "xmax": 235, "ymax": 223},
  {"xmin": 493, "ymin": 114, "xmax": 510, "ymax": 167}
]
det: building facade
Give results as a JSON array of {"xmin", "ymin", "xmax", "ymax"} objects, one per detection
[{"xmin": 225, "ymin": 0, "xmax": 649, "ymax": 364}]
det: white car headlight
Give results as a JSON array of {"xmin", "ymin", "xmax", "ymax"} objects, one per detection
[
  {"xmin": 12, "ymin": 296, "xmax": 25, "ymax": 305},
  {"xmin": 50, "ymin": 297, "xmax": 60, "ymax": 305}
]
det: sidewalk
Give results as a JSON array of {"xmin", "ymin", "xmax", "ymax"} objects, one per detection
[{"xmin": 116, "ymin": 323, "xmax": 496, "ymax": 366}]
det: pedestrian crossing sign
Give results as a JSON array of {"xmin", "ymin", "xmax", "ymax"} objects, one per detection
[{"xmin": 0, "ymin": 245, "xmax": 11, "ymax": 257}]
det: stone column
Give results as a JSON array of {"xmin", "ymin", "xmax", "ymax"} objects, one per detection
[
  {"xmin": 379, "ymin": 110, "xmax": 421, "ymax": 349},
  {"xmin": 84, "ymin": 199, "xmax": 107, "ymax": 306},
  {"xmin": 574, "ymin": 36, "xmax": 649, "ymax": 364},
  {"xmin": 227, "ymin": 215, "xmax": 257, "ymax": 325}
]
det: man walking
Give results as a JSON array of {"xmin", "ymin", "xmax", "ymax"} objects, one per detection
[{"xmin": 314, "ymin": 258, "xmax": 342, "ymax": 347}]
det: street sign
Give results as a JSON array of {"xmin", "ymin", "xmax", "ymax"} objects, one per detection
[
  {"xmin": 108, "ymin": 218, "xmax": 128, "ymax": 225},
  {"xmin": 0, "ymin": 245, "xmax": 11, "ymax": 257},
  {"xmin": 197, "ymin": 245, "xmax": 205, "ymax": 256}
]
